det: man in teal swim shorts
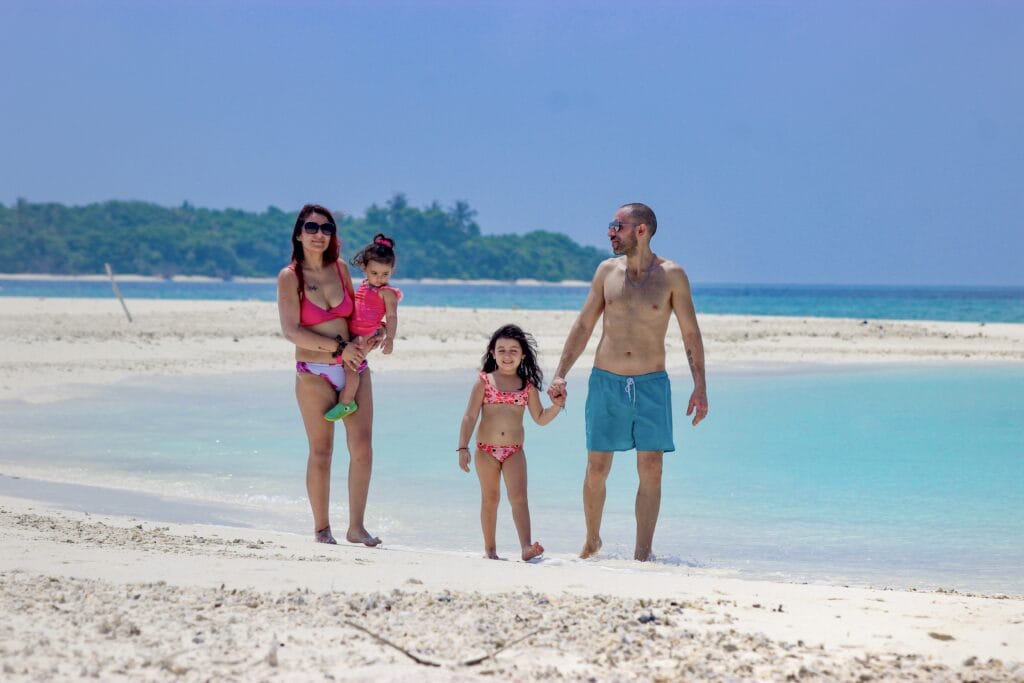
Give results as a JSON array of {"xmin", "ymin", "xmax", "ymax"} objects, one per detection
[{"xmin": 548, "ymin": 202, "xmax": 708, "ymax": 561}]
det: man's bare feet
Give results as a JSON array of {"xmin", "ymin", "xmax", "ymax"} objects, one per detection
[
  {"xmin": 346, "ymin": 527, "xmax": 382, "ymax": 547},
  {"xmin": 522, "ymin": 541, "xmax": 544, "ymax": 562},
  {"xmin": 484, "ymin": 548, "xmax": 500, "ymax": 560},
  {"xmin": 634, "ymin": 547, "xmax": 654, "ymax": 562},
  {"xmin": 315, "ymin": 526, "xmax": 337, "ymax": 544},
  {"xmin": 580, "ymin": 537, "xmax": 602, "ymax": 559}
]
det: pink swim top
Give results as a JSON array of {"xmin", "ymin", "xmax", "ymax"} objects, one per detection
[
  {"xmin": 292, "ymin": 261, "xmax": 354, "ymax": 327},
  {"xmin": 350, "ymin": 280, "xmax": 403, "ymax": 337},
  {"xmin": 481, "ymin": 372, "xmax": 530, "ymax": 406}
]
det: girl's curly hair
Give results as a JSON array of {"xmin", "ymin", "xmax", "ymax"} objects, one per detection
[{"xmin": 481, "ymin": 324, "xmax": 543, "ymax": 390}]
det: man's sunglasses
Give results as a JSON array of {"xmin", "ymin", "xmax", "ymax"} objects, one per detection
[
  {"xmin": 608, "ymin": 220, "xmax": 636, "ymax": 233},
  {"xmin": 303, "ymin": 221, "xmax": 337, "ymax": 236}
]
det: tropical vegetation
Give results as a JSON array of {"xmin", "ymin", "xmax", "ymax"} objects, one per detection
[{"xmin": 0, "ymin": 195, "xmax": 606, "ymax": 281}]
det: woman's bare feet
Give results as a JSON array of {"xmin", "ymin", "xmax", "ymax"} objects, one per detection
[
  {"xmin": 580, "ymin": 537, "xmax": 602, "ymax": 559},
  {"xmin": 484, "ymin": 548, "xmax": 500, "ymax": 560},
  {"xmin": 522, "ymin": 541, "xmax": 544, "ymax": 562},
  {"xmin": 346, "ymin": 527, "xmax": 382, "ymax": 547}
]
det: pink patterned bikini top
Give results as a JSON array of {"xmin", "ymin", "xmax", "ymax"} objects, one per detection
[{"xmin": 481, "ymin": 372, "xmax": 530, "ymax": 406}]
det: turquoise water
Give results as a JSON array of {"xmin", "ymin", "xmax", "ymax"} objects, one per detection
[
  {"xmin": 1, "ymin": 366, "xmax": 1022, "ymax": 593},
  {"xmin": 2, "ymin": 278, "xmax": 1023, "ymax": 322}
]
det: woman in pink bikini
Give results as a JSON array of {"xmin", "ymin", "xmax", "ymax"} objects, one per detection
[
  {"xmin": 277, "ymin": 203, "xmax": 382, "ymax": 546},
  {"xmin": 458, "ymin": 324, "xmax": 565, "ymax": 561}
]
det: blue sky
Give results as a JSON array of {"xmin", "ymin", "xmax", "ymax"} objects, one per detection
[{"xmin": 2, "ymin": 1, "xmax": 1021, "ymax": 285}]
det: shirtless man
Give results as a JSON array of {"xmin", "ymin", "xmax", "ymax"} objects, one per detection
[{"xmin": 547, "ymin": 202, "xmax": 708, "ymax": 561}]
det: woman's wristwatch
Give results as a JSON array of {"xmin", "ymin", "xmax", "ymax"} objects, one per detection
[{"xmin": 333, "ymin": 335, "xmax": 348, "ymax": 362}]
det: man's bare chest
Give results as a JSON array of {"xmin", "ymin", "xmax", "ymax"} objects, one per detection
[{"xmin": 603, "ymin": 272, "xmax": 671, "ymax": 319}]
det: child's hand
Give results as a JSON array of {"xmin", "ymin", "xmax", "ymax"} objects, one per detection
[
  {"xmin": 552, "ymin": 393, "xmax": 566, "ymax": 408},
  {"xmin": 361, "ymin": 333, "xmax": 383, "ymax": 352},
  {"xmin": 383, "ymin": 340, "xmax": 394, "ymax": 355},
  {"xmin": 547, "ymin": 378, "xmax": 568, "ymax": 404},
  {"xmin": 458, "ymin": 448, "xmax": 471, "ymax": 472}
]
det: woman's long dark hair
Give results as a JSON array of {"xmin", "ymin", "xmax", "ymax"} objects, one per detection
[
  {"xmin": 481, "ymin": 324, "xmax": 543, "ymax": 390},
  {"xmin": 289, "ymin": 203, "xmax": 340, "ymax": 295}
]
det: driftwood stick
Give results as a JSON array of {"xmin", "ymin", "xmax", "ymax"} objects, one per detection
[
  {"xmin": 104, "ymin": 263, "xmax": 133, "ymax": 322},
  {"xmin": 344, "ymin": 619, "xmax": 545, "ymax": 669},
  {"xmin": 460, "ymin": 628, "xmax": 543, "ymax": 666},
  {"xmin": 343, "ymin": 620, "xmax": 442, "ymax": 667}
]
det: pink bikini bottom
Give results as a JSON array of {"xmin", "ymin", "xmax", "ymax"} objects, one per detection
[
  {"xmin": 296, "ymin": 360, "xmax": 368, "ymax": 392},
  {"xmin": 477, "ymin": 442, "xmax": 522, "ymax": 463}
]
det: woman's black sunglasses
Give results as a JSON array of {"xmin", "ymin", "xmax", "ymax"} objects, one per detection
[{"xmin": 303, "ymin": 221, "xmax": 337, "ymax": 236}]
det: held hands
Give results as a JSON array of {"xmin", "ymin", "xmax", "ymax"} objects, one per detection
[
  {"xmin": 686, "ymin": 388, "xmax": 709, "ymax": 426},
  {"xmin": 457, "ymin": 447, "xmax": 471, "ymax": 472},
  {"xmin": 550, "ymin": 391, "xmax": 566, "ymax": 409},
  {"xmin": 547, "ymin": 377, "xmax": 568, "ymax": 405}
]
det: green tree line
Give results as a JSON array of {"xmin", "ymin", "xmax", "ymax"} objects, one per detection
[{"xmin": 0, "ymin": 195, "xmax": 606, "ymax": 281}]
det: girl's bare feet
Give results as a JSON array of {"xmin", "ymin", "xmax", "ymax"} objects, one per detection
[
  {"xmin": 484, "ymin": 548, "xmax": 500, "ymax": 560},
  {"xmin": 346, "ymin": 527, "xmax": 382, "ymax": 547},
  {"xmin": 580, "ymin": 537, "xmax": 602, "ymax": 559},
  {"xmin": 522, "ymin": 541, "xmax": 544, "ymax": 561}
]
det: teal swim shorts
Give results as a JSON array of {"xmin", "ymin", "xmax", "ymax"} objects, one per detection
[{"xmin": 585, "ymin": 368, "xmax": 675, "ymax": 453}]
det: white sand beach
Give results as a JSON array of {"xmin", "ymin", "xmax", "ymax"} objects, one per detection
[
  {"xmin": 2, "ymin": 296, "xmax": 1022, "ymax": 404},
  {"xmin": 1, "ymin": 297, "xmax": 1023, "ymax": 680},
  {"xmin": 2, "ymin": 495, "xmax": 1021, "ymax": 681}
]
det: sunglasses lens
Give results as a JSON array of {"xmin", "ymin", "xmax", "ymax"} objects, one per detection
[{"xmin": 303, "ymin": 221, "xmax": 337, "ymax": 236}]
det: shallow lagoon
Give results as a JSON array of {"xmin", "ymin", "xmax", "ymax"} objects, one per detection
[{"xmin": 2, "ymin": 365, "xmax": 1022, "ymax": 593}]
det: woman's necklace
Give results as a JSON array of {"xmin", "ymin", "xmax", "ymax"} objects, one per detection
[{"xmin": 625, "ymin": 253, "xmax": 658, "ymax": 288}]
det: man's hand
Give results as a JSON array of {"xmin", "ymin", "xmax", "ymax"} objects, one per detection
[
  {"xmin": 686, "ymin": 388, "xmax": 708, "ymax": 426},
  {"xmin": 547, "ymin": 377, "xmax": 568, "ymax": 405}
]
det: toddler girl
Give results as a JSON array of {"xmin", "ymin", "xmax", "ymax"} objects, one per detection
[{"xmin": 325, "ymin": 233, "xmax": 401, "ymax": 421}]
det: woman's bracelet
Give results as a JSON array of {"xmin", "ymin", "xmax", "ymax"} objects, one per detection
[
  {"xmin": 333, "ymin": 335, "xmax": 348, "ymax": 360},
  {"xmin": 456, "ymin": 446, "xmax": 469, "ymax": 452}
]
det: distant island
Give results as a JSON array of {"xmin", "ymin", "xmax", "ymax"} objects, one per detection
[{"xmin": 0, "ymin": 195, "xmax": 606, "ymax": 281}]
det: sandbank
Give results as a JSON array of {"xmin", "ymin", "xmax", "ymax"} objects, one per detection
[
  {"xmin": 1, "ymin": 297, "xmax": 1023, "ymax": 679},
  {"xmin": 1, "ymin": 493, "xmax": 1021, "ymax": 681},
  {"xmin": 0, "ymin": 296, "xmax": 1021, "ymax": 403}
]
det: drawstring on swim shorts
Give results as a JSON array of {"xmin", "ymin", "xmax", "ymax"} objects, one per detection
[{"xmin": 624, "ymin": 377, "xmax": 636, "ymax": 406}]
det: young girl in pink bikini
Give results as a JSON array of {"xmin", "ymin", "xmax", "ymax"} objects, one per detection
[
  {"xmin": 325, "ymin": 234, "xmax": 401, "ymax": 421},
  {"xmin": 458, "ymin": 324, "xmax": 565, "ymax": 561}
]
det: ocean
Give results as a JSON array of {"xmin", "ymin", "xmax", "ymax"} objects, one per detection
[
  {"xmin": 2, "ymin": 366, "xmax": 1022, "ymax": 594},
  {"xmin": 2, "ymin": 277, "xmax": 1023, "ymax": 323}
]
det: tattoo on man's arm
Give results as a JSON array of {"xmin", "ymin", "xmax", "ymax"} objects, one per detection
[{"xmin": 687, "ymin": 348, "xmax": 696, "ymax": 373}]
